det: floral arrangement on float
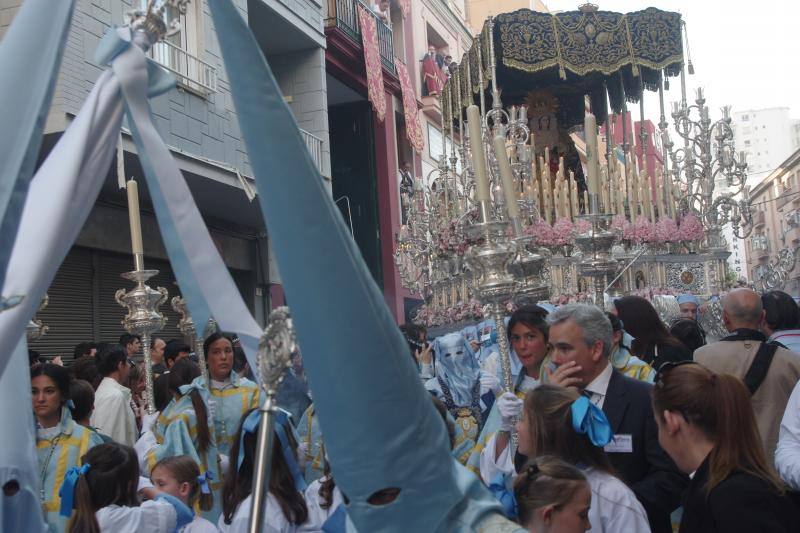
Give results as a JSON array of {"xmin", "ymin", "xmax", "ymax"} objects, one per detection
[
  {"xmin": 412, "ymin": 298, "xmax": 485, "ymax": 328},
  {"xmin": 677, "ymin": 213, "xmax": 705, "ymax": 243},
  {"xmin": 549, "ymin": 292, "xmax": 595, "ymax": 305}
]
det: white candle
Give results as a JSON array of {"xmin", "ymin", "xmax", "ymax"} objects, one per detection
[
  {"xmin": 570, "ymin": 171, "xmax": 579, "ymax": 219},
  {"xmin": 584, "ymin": 112, "xmax": 599, "ymax": 197},
  {"xmin": 467, "ymin": 105, "xmax": 490, "ymax": 203},
  {"xmin": 655, "ymin": 172, "xmax": 665, "ymax": 220},
  {"xmin": 493, "ymin": 134, "xmax": 520, "ymax": 219},
  {"xmin": 127, "ymin": 179, "xmax": 144, "ymax": 256}
]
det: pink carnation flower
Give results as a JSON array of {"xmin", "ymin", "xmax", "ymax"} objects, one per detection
[
  {"xmin": 655, "ymin": 217, "xmax": 680, "ymax": 243},
  {"xmin": 552, "ymin": 218, "xmax": 576, "ymax": 246},
  {"xmin": 678, "ymin": 214, "xmax": 704, "ymax": 242}
]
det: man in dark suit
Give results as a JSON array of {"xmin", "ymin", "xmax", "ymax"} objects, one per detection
[{"xmin": 546, "ymin": 304, "xmax": 688, "ymax": 533}]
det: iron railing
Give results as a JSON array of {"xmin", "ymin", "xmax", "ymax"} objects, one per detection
[
  {"xmin": 148, "ymin": 40, "xmax": 218, "ymax": 94},
  {"xmin": 301, "ymin": 129, "xmax": 324, "ymax": 172},
  {"xmin": 327, "ymin": 0, "xmax": 396, "ymax": 74}
]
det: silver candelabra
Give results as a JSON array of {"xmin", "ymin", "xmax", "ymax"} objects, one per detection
[
  {"xmin": 667, "ymin": 88, "xmax": 752, "ymax": 251},
  {"xmin": 116, "ymin": 266, "xmax": 168, "ymax": 414},
  {"xmin": 171, "ymin": 295, "xmax": 216, "ymax": 383}
]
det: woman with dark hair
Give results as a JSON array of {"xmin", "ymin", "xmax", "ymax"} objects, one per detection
[
  {"xmin": 65, "ymin": 442, "xmax": 192, "ymax": 533},
  {"xmin": 606, "ymin": 312, "xmax": 655, "ymax": 382},
  {"xmin": 652, "ymin": 362, "xmax": 800, "ymax": 532},
  {"xmin": 483, "ymin": 384, "xmax": 650, "ymax": 531},
  {"xmin": 68, "ymin": 379, "xmax": 113, "ymax": 443},
  {"xmin": 669, "ymin": 317, "xmax": 707, "ymax": 353},
  {"xmin": 612, "ymin": 296, "xmax": 690, "ymax": 370},
  {"xmin": 466, "ymin": 305, "xmax": 551, "ymax": 475},
  {"xmin": 761, "ymin": 290, "xmax": 800, "ymax": 352},
  {"xmin": 31, "ymin": 364, "xmax": 103, "ymax": 531},
  {"xmin": 191, "ymin": 332, "xmax": 260, "ymax": 457},
  {"xmin": 135, "ymin": 358, "xmax": 222, "ymax": 521},
  {"xmin": 219, "ymin": 408, "xmax": 318, "ymax": 532}
]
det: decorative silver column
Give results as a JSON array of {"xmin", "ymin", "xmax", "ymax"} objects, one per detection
[
  {"xmin": 116, "ymin": 268, "xmax": 167, "ymax": 414},
  {"xmin": 574, "ymin": 210, "xmax": 618, "ymax": 308},
  {"xmin": 171, "ymin": 295, "xmax": 216, "ymax": 383},
  {"xmin": 248, "ymin": 306, "xmax": 296, "ymax": 533},
  {"xmin": 465, "ymin": 221, "xmax": 516, "ymax": 392}
]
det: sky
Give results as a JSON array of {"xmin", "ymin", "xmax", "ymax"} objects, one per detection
[{"xmin": 544, "ymin": 0, "xmax": 800, "ymax": 125}]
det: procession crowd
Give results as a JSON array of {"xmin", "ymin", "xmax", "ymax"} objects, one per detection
[{"xmin": 27, "ymin": 288, "xmax": 800, "ymax": 532}]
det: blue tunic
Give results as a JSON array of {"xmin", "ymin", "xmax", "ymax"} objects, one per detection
[
  {"xmin": 145, "ymin": 392, "xmax": 223, "ymax": 523},
  {"xmin": 191, "ymin": 370, "xmax": 260, "ymax": 457},
  {"xmin": 37, "ymin": 406, "xmax": 103, "ymax": 532}
]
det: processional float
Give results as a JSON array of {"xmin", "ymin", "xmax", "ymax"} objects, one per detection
[{"xmin": 397, "ymin": 4, "xmax": 758, "ymax": 376}]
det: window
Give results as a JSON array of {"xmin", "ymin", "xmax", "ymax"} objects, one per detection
[
  {"xmin": 744, "ymin": 140, "xmax": 751, "ymax": 146},
  {"xmin": 142, "ymin": 1, "xmax": 217, "ymax": 94},
  {"xmin": 742, "ymin": 114, "xmax": 749, "ymax": 121}
]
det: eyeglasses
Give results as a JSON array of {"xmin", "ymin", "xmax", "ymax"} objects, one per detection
[{"xmin": 654, "ymin": 360, "xmax": 697, "ymax": 388}]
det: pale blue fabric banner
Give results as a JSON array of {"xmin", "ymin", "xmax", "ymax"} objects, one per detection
[
  {"xmin": 0, "ymin": 0, "xmax": 75, "ymax": 296},
  {"xmin": 0, "ymin": 337, "xmax": 46, "ymax": 533},
  {"xmin": 0, "ymin": 68, "xmax": 124, "ymax": 377},
  {"xmin": 207, "ymin": 2, "xmax": 514, "ymax": 531}
]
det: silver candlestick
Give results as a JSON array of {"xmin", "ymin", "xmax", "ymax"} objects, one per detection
[
  {"xmin": 574, "ymin": 208, "xmax": 618, "ymax": 308},
  {"xmin": 466, "ymin": 220, "xmax": 516, "ymax": 391},
  {"xmin": 116, "ymin": 266, "xmax": 168, "ymax": 414},
  {"xmin": 249, "ymin": 306, "xmax": 296, "ymax": 533},
  {"xmin": 171, "ymin": 295, "xmax": 216, "ymax": 383}
]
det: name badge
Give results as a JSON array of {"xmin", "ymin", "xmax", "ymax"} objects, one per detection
[
  {"xmin": 480, "ymin": 334, "xmax": 492, "ymax": 346},
  {"xmin": 604, "ymin": 434, "xmax": 633, "ymax": 453}
]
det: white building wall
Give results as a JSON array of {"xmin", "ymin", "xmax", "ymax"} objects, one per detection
[{"xmin": 732, "ymin": 107, "xmax": 796, "ymax": 187}]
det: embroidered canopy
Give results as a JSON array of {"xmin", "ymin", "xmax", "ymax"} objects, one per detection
[{"xmin": 441, "ymin": 6, "xmax": 684, "ymax": 130}]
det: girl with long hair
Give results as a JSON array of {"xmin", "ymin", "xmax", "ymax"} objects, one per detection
[
  {"xmin": 191, "ymin": 332, "xmax": 260, "ymax": 456},
  {"xmin": 466, "ymin": 305, "xmax": 551, "ymax": 474},
  {"xmin": 31, "ymin": 363, "xmax": 103, "ymax": 532},
  {"xmin": 514, "ymin": 456, "xmax": 591, "ymax": 533},
  {"xmin": 482, "ymin": 384, "xmax": 650, "ymax": 532},
  {"xmin": 613, "ymin": 296, "xmax": 691, "ymax": 370},
  {"xmin": 652, "ymin": 362, "xmax": 800, "ymax": 532},
  {"xmin": 64, "ymin": 442, "xmax": 192, "ymax": 533},
  {"xmin": 219, "ymin": 408, "xmax": 318, "ymax": 532},
  {"xmin": 151, "ymin": 455, "xmax": 217, "ymax": 532},
  {"xmin": 134, "ymin": 358, "xmax": 222, "ymax": 521}
]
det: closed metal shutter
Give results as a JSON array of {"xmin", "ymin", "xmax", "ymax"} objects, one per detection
[
  {"xmin": 28, "ymin": 248, "xmax": 94, "ymax": 361},
  {"xmin": 97, "ymin": 251, "xmax": 184, "ymax": 345}
]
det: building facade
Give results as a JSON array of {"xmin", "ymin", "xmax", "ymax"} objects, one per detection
[
  {"xmin": 744, "ymin": 148, "xmax": 800, "ymax": 296},
  {"xmin": 732, "ymin": 107, "xmax": 798, "ymax": 187},
  {"xmin": 2, "ymin": 0, "xmax": 330, "ymax": 358}
]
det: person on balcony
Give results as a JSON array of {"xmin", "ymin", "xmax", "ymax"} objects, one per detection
[
  {"xmin": 422, "ymin": 46, "xmax": 444, "ymax": 96},
  {"xmin": 370, "ymin": 0, "xmax": 390, "ymax": 24}
]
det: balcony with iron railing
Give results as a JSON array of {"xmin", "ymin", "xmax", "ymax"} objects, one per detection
[
  {"xmin": 750, "ymin": 235, "xmax": 770, "ymax": 260},
  {"xmin": 326, "ymin": 0, "xmax": 396, "ymax": 75},
  {"xmin": 148, "ymin": 40, "xmax": 218, "ymax": 95}
]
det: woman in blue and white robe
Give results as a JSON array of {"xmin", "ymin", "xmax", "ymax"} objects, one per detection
[
  {"xmin": 191, "ymin": 333, "xmax": 261, "ymax": 458},
  {"xmin": 31, "ymin": 363, "xmax": 103, "ymax": 532}
]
